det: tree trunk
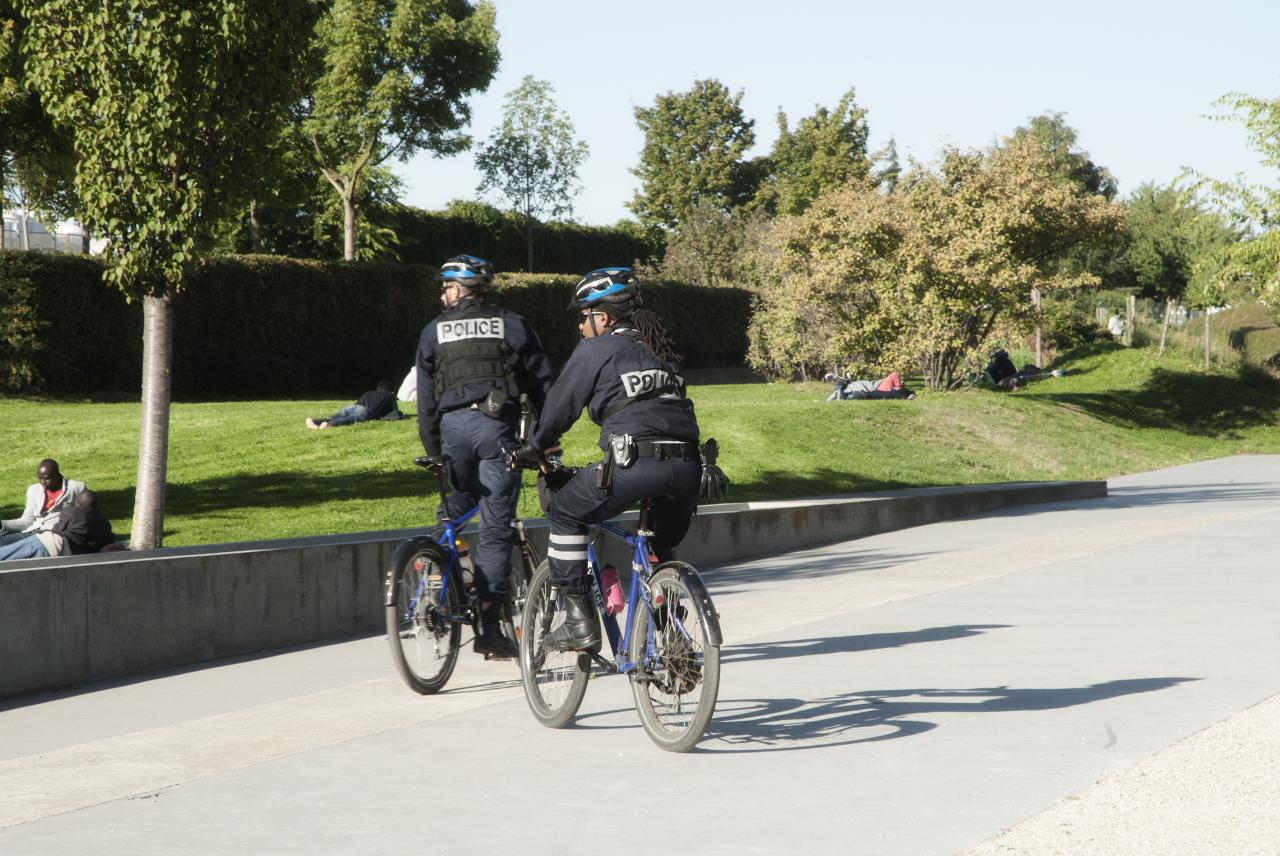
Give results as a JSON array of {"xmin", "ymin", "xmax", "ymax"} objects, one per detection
[
  {"xmin": 525, "ymin": 214, "xmax": 534, "ymax": 273},
  {"xmin": 0, "ymin": 161, "xmax": 7, "ymax": 250},
  {"xmin": 18, "ymin": 200, "xmax": 29, "ymax": 251},
  {"xmin": 1203, "ymin": 309, "xmax": 1211, "ymax": 371},
  {"xmin": 1158, "ymin": 297, "xmax": 1172, "ymax": 355},
  {"xmin": 343, "ymin": 193, "xmax": 356, "ymax": 261},
  {"xmin": 249, "ymin": 198, "xmax": 262, "ymax": 253},
  {"xmin": 131, "ymin": 291, "xmax": 175, "ymax": 549}
]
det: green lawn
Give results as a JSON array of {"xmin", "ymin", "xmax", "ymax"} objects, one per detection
[{"xmin": 3, "ymin": 340, "xmax": 1279, "ymax": 547}]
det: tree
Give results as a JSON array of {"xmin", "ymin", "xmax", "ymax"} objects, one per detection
[
  {"xmin": 1002, "ymin": 113, "xmax": 1120, "ymax": 363},
  {"xmin": 1123, "ymin": 182, "xmax": 1238, "ymax": 352},
  {"xmin": 295, "ymin": 0, "xmax": 499, "ymax": 261},
  {"xmin": 873, "ymin": 136, "xmax": 902, "ymax": 193},
  {"xmin": 630, "ymin": 79, "xmax": 757, "ymax": 231},
  {"xmin": 1005, "ymin": 112, "xmax": 1118, "ymax": 200},
  {"xmin": 651, "ymin": 198, "xmax": 768, "ymax": 288},
  {"xmin": 1, "ymin": 2, "xmax": 76, "ymax": 249},
  {"xmin": 20, "ymin": 0, "xmax": 323, "ymax": 548},
  {"xmin": 749, "ymin": 140, "xmax": 1123, "ymax": 388},
  {"xmin": 1198, "ymin": 93, "xmax": 1280, "ymax": 300},
  {"xmin": 754, "ymin": 88, "xmax": 871, "ymax": 216},
  {"xmin": 475, "ymin": 75, "xmax": 588, "ymax": 272}
]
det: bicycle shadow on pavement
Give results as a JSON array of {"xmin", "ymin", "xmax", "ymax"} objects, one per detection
[
  {"xmin": 720, "ymin": 625, "xmax": 1012, "ymax": 665},
  {"xmin": 700, "ymin": 676, "xmax": 1198, "ymax": 753}
]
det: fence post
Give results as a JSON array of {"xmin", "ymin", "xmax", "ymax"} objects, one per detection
[
  {"xmin": 1032, "ymin": 287, "xmax": 1042, "ymax": 367},
  {"xmin": 1203, "ymin": 309, "xmax": 1211, "ymax": 371},
  {"xmin": 1124, "ymin": 294, "xmax": 1136, "ymax": 347}
]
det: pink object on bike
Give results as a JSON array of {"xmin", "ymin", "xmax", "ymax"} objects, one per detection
[{"xmin": 600, "ymin": 565, "xmax": 625, "ymax": 616}]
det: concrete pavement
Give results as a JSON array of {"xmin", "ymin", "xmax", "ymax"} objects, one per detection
[{"xmin": 1, "ymin": 456, "xmax": 1277, "ymax": 854}]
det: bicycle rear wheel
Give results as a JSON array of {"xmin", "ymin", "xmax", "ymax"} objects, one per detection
[
  {"xmin": 519, "ymin": 560, "xmax": 590, "ymax": 728},
  {"xmin": 386, "ymin": 539, "xmax": 463, "ymax": 694},
  {"xmin": 504, "ymin": 533, "xmax": 538, "ymax": 647},
  {"xmin": 628, "ymin": 564, "xmax": 721, "ymax": 752}
]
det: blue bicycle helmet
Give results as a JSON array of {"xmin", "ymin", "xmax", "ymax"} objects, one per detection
[
  {"xmin": 438, "ymin": 254, "xmax": 495, "ymax": 291},
  {"xmin": 569, "ymin": 267, "xmax": 640, "ymax": 314}
]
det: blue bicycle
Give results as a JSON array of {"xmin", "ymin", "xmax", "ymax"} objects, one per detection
[
  {"xmin": 384, "ymin": 456, "xmax": 539, "ymax": 694},
  {"xmin": 517, "ymin": 479, "xmax": 723, "ymax": 752}
]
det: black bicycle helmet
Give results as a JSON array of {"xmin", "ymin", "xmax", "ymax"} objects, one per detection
[
  {"xmin": 568, "ymin": 267, "xmax": 640, "ymax": 314},
  {"xmin": 438, "ymin": 254, "xmax": 495, "ymax": 291}
]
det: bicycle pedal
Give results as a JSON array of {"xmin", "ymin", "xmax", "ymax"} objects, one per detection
[{"xmin": 583, "ymin": 651, "xmax": 616, "ymax": 674}]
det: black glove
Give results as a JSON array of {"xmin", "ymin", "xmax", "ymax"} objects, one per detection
[
  {"xmin": 413, "ymin": 455, "xmax": 444, "ymax": 470},
  {"xmin": 536, "ymin": 465, "xmax": 578, "ymax": 514},
  {"xmin": 698, "ymin": 438, "xmax": 729, "ymax": 501},
  {"xmin": 505, "ymin": 442, "xmax": 544, "ymax": 470}
]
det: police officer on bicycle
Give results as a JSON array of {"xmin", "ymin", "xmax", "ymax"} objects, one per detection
[
  {"xmin": 510, "ymin": 268, "xmax": 703, "ymax": 653},
  {"xmin": 417, "ymin": 254, "xmax": 555, "ymax": 658}
]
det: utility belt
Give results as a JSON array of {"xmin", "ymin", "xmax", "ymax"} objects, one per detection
[
  {"xmin": 445, "ymin": 386, "xmax": 511, "ymax": 419},
  {"xmin": 595, "ymin": 434, "xmax": 698, "ymax": 491}
]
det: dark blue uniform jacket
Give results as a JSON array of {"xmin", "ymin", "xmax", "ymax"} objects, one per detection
[
  {"xmin": 532, "ymin": 325, "xmax": 699, "ymax": 451},
  {"xmin": 416, "ymin": 300, "xmax": 554, "ymax": 457}
]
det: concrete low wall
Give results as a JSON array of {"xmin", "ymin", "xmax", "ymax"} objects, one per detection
[{"xmin": 0, "ymin": 479, "xmax": 1104, "ymax": 700}]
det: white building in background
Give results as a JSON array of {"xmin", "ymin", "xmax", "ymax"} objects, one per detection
[{"xmin": 0, "ymin": 210, "xmax": 99, "ymax": 254}]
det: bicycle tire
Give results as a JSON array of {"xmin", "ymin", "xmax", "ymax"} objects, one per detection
[
  {"xmin": 386, "ymin": 539, "xmax": 463, "ymax": 694},
  {"xmin": 519, "ymin": 560, "xmax": 590, "ymax": 728},
  {"xmin": 628, "ymin": 563, "xmax": 721, "ymax": 752},
  {"xmin": 504, "ymin": 533, "xmax": 539, "ymax": 646}
]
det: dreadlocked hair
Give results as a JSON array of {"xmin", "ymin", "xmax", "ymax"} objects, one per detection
[{"xmin": 629, "ymin": 308, "xmax": 683, "ymax": 364}]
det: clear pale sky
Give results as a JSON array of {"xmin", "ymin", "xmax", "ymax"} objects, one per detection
[{"xmin": 395, "ymin": 0, "xmax": 1280, "ymax": 226}]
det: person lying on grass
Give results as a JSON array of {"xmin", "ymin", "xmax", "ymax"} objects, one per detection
[{"xmin": 306, "ymin": 381, "xmax": 403, "ymax": 430}]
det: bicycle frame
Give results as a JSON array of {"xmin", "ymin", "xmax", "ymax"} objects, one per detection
[
  {"xmin": 579, "ymin": 508, "xmax": 694, "ymax": 678},
  {"xmin": 585, "ymin": 519, "xmax": 648, "ymax": 675},
  {"xmin": 402, "ymin": 469, "xmax": 482, "ymax": 627}
]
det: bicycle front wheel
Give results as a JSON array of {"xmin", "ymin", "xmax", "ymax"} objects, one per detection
[
  {"xmin": 628, "ymin": 563, "xmax": 721, "ymax": 752},
  {"xmin": 386, "ymin": 539, "xmax": 463, "ymax": 694},
  {"xmin": 519, "ymin": 560, "xmax": 590, "ymax": 728}
]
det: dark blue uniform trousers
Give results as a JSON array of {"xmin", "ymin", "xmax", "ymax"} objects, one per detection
[
  {"xmin": 440, "ymin": 408, "xmax": 520, "ymax": 602},
  {"xmin": 545, "ymin": 456, "xmax": 701, "ymax": 594}
]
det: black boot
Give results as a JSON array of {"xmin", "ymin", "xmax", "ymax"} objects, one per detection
[
  {"xmin": 474, "ymin": 603, "xmax": 519, "ymax": 659},
  {"xmin": 544, "ymin": 592, "xmax": 601, "ymax": 653}
]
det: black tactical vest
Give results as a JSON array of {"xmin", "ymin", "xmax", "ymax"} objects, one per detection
[{"xmin": 432, "ymin": 302, "xmax": 516, "ymax": 399}]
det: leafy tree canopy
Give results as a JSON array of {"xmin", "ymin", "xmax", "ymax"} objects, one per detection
[
  {"xmin": 1124, "ymin": 181, "xmax": 1238, "ymax": 301},
  {"xmin": 475, "ymin": 75, "xmax": 588, "ymax": 271},
  {"xmin": 749, "ymin": 139, "xmax": 1123, "ymax": 388},
  {"xmin": 0, "ymin": 2, "xmax": 76, "ymax": 234},
  {"xmin": 20, "ymin": 0, "xmax": 324, "ymax": 294},
  {"xmin": 1005, "ymin": 112, "xmax": 1118, "ymax": 200},
  {"xmin": 1198, "ymin": 92, "xmax": 1280, "ymax": 301},
  {"xmin": 297, "ymin": 0, "xmax": 499, "ymax": 259},
  {"xmin": 754, "ymin": 87, "xmax": 871, "ymax": 216},
  {"xmin": 629, "ymin": 79, "xmax": 757, "ymax": 231},
  {"xmin": 873, "ymin": 136, "xmax": 901, "ymax": 193}
]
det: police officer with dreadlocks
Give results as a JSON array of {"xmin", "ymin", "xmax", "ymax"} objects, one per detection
[
  {"xmin": 510, "ymin": 267, "xmax": 703, "ymax": 653},
  {"xmin": 417, "ymin": 255, "xmax": 555, "ymax": 658}
]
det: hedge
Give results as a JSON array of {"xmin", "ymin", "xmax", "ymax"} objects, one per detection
[
  {"xmin": 0, "ymin": 252, "xmax": 751, "ymax": 397},
  {"xmin": 393, "ymin": 205, "xmax": 661, "ymax": 274}
]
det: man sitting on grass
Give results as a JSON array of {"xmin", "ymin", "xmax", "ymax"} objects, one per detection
[
  {"xmin": 0, "ymin": 489, "xmax": 120, "ymax": 560},
  {"xmin": 1, "ymin": 458, "xmax": 86, "ymax": 546},
  {"xmin": 306, "ymin": 381, "xmax": 402, "ymax": 430}
]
